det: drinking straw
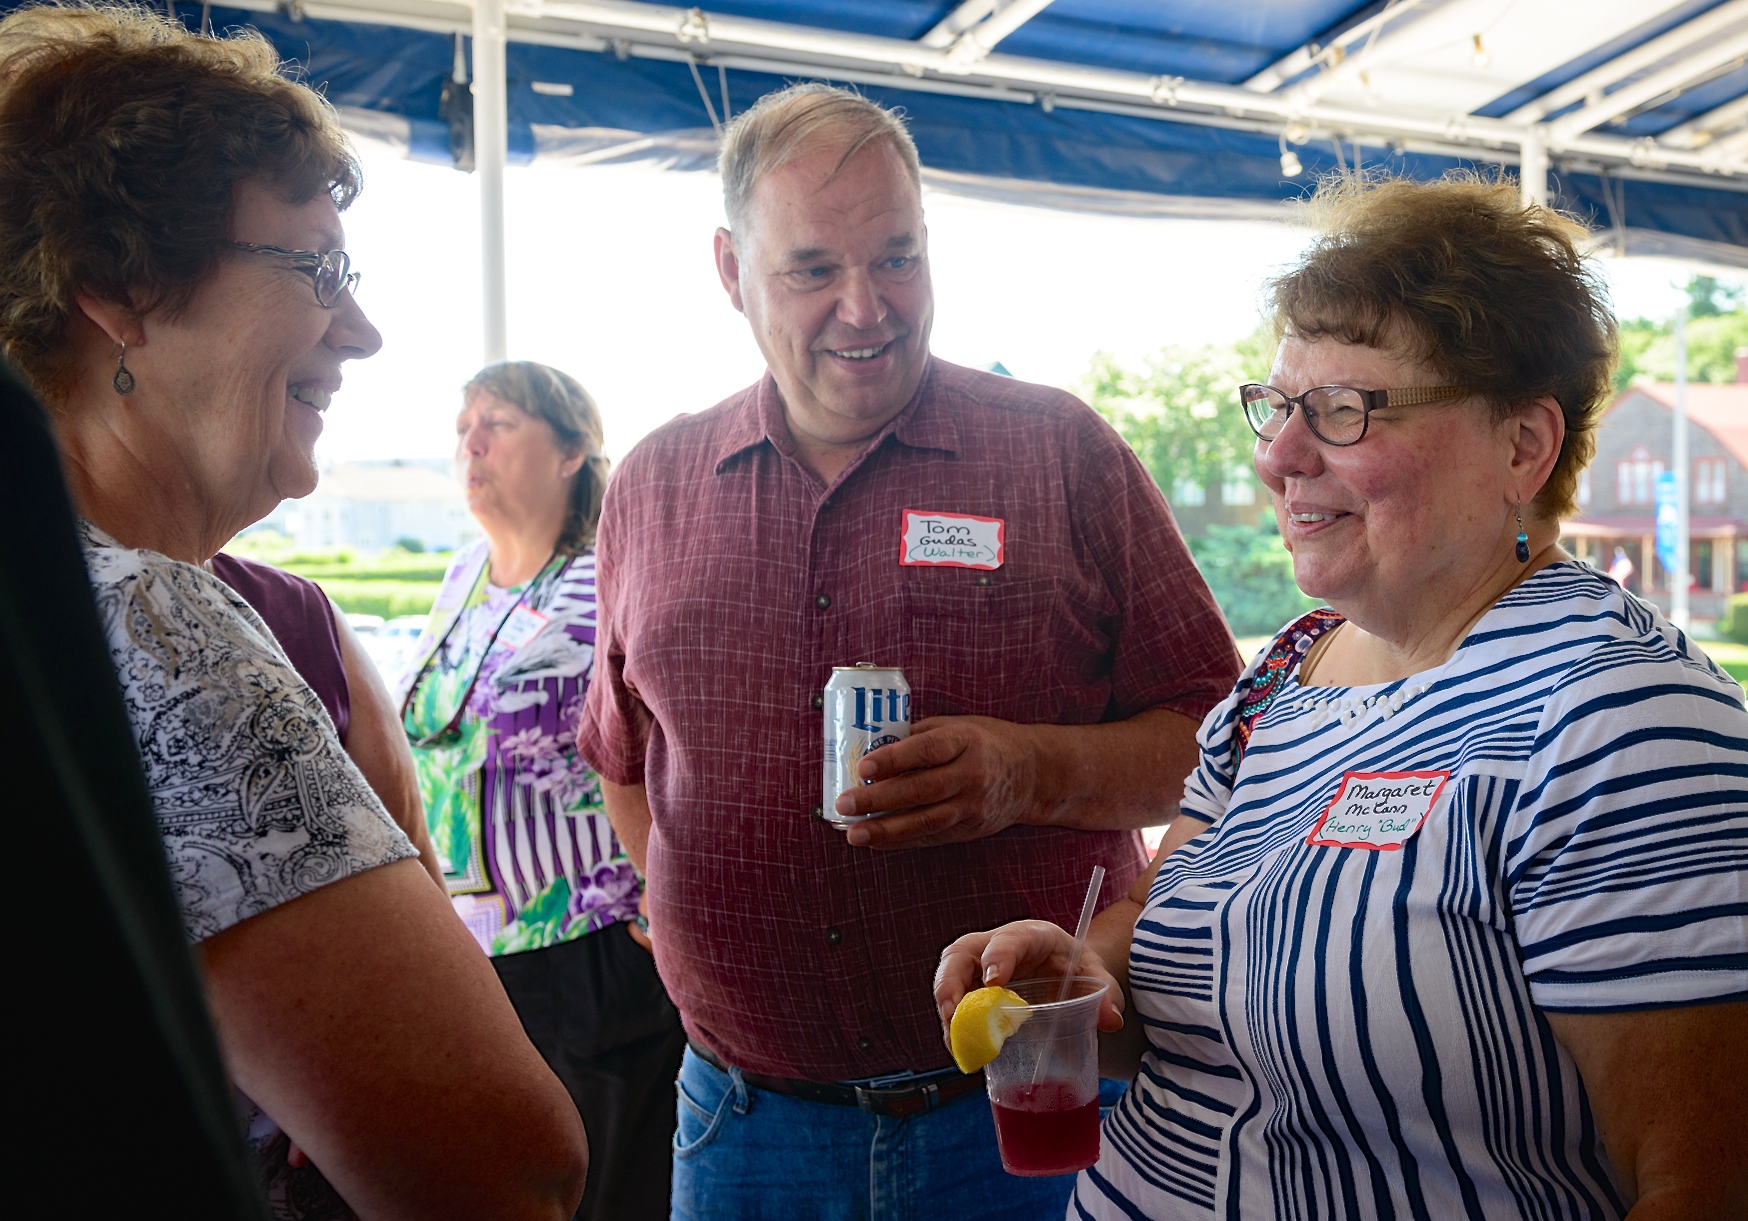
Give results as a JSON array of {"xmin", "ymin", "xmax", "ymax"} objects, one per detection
[
  {"xmin": 1056, "ymin": 864, "xmax": 1105, "ymax": 1003},
  {"xmin": 1030, "ymin": 864, "xmax": 1105, "ymax": 1086}
]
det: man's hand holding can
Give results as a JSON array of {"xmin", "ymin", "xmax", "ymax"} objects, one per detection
[{"xmin": 836, "ymin": 715, "xmax": 1042, "ymax": 849}]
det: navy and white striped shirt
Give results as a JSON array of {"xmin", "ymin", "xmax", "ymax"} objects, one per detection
[{"xmin": 1078, "ymin": 562, "xmax": 1748, "ymax": 1221}]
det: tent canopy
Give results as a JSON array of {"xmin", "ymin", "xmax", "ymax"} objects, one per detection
[{"xmin": 114, "ymin": 0, "xmax": 1748, "ymax": 266}]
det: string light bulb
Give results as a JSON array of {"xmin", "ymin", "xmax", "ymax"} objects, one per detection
[
  {"xmin": 1279, "ymin": 132, "xmax": 1303, "ymax": 177},
  {"xmin": 1471, "ymin": 33, "xmax": 1489, "ymax": 69}
]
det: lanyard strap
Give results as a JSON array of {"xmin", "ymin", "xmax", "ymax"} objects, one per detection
[{"xmin": 401, "ymin": 550, "xmax": 565, "ymax": 748}]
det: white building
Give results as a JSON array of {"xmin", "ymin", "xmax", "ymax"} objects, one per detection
[{"xmin": 258, "ymin": 460, "xmax": 477, "ymax": 552}]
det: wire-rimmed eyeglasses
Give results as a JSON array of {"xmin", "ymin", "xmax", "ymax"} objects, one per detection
[
  {"xmin": 228, "ymin": 242, "xmax": 360, "ymax": 307},
  {"xmin": 1240, "ymin": 383, "xmax": 1470, "ymax": 447}
]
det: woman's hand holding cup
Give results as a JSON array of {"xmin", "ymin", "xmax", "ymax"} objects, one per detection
[{"xmin": 933, "ymin": 919, "xmax": 1125, "ymax": 1049}]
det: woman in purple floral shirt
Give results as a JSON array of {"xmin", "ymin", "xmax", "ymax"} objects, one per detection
[{"xmin": 401, "ymin": 362, "xmax": 684, "ymax": 1221}]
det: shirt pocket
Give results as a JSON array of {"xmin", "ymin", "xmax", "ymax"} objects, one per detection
[{"xmin": 902, "ymin": 575, "xmax": 1060, "ymax": 722}]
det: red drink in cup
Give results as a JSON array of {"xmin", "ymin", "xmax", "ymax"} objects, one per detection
[
  {"xmin": 983, "ymin": 977, "xmax": 1108, "ymax": 1177},
  {"xmin": 991, "ymin": 1081, "xmax": 1101, "ymax": 1176}
]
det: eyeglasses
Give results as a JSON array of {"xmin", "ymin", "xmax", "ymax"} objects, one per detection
[
  {"xmin": 228, "ymin": 242, "xmax": 360, "ymax": 307},
  {"xmin": 1240, "ymin": 383, "xmax": 1470, "ymax": 447}
]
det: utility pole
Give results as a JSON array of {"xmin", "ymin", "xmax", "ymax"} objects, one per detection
[{"xmin": 1672, "ymin": 305, "xmax": 1690, "ymax": 630}]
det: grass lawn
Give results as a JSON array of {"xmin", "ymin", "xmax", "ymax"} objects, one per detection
[
  {"xmin": 1698, "ymin": 638, "xmax": 1748, "ymax": 685},
  {"xmin": 227, "ymin": 535, "xmax": 448, "ymax": 620},
  {"xmin": 306, "ymin": 577, "xmax": 442, "ymax": 619}
]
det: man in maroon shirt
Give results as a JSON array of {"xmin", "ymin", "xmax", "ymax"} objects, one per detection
[{"xmin": 577, "ymin": 83, "xmax": 1237, "ymax": 1218}]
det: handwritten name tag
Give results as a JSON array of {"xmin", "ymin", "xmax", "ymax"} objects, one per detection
[
  {"xmin": 899, "ymin": 509, "xmax": 1005, "ymax": 570},
  {"xmin": 1306, "ymin": 770, "xmax": 1450, "ymax": 850},
  {"xmin": 497, "ymin": 604, "xmax": 550, "ymax": 650}
]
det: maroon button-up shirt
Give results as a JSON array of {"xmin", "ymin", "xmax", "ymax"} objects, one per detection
[{"xmin": 578, "ymin": 359, "xmax": 1237, "ymax": 1081}]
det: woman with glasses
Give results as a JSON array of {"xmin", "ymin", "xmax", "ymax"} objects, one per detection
[
  {"xmin": 0, "ymin": 6, "xmax": 586, "ymax": 1218},
  {"xmin": 400, "ymin": 361, "xmax": 684, "ymax": 1221},
  {"xmin": 936, "ymin": 175, "xmax": 1747, "ymax": 1220}
]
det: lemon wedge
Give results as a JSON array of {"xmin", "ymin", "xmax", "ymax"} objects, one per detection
[{"xmin": 949, "ymin": 986, "xmax": 1031, "ymax": 1074}]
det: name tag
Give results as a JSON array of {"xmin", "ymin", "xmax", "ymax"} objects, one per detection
[
  {"xmin": 497, "ymin": 604, "xmax": 550, "ymax": 650},
  {"xmin": 899, "ymin": 509, "xmax": 1005, "ymax": 570},
  {"xmin": 1307, "ymin": 770, "xmax": 1449, "ymax": 850}
]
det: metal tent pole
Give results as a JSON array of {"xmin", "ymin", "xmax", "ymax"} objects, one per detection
[
  {"xmin": 1518, "ymin": 129, "xmax": 1547, "ymax": 208},
  {"xmin": 474, "ymin": 0, "xmax": 509, "ymax": 364},
  {"xmin": 1672, "ymin": 307, "xmax": 1690, "ymax": 630}
]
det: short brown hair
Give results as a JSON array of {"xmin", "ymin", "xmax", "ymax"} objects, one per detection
[
  {"xmin": 0, "ymin": 2, "xmax": 362, "ymax": 399},
  {"xmin": 464, "ymin": 361, "xmax": 610, "ymax": 554},
  {"xmin": 1266, "ymin": 173, "xmax": 1617, "ymax": 520},
  {"xmin": 718, "ymin": 82, "xmax": 921, "ymax": 231}
]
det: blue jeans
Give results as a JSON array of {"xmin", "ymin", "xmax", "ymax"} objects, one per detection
[{"xmin": 670, "ymin": 1047, "xmax": 1079, "ymax": 1220}]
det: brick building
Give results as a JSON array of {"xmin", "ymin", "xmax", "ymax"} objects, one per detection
[
  {"xmin": 1163, "ymin": 467, "xmax": 1274, "ymax": 538},
  {"xmin": 1562, "ymin": 369, "xmax": 1747, "ymax": 622}
]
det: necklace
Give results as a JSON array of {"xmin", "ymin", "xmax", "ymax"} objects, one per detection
[
  {"xmin": 1296, "ymin": 680, "xmax": 1435, "ymax": 729},
  {"xmin": 1296, "ymin": 624, "xmax": 1436, "ymax": 727}
]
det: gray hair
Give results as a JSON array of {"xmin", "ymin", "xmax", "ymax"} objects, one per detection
[
  {"xmin": 718, "ymin": 83, "xmax": 921, "ymax": 231},
  {"xmin": 463, "ymin": 361, "xmax": 609, "ymax": 554}
]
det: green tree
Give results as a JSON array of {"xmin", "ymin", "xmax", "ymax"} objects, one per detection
[
  {"xmin": 1188, "ymin": 521, "xmax": 1318, "ymax": 636},
  {"xmin": 1083, "ymin": 330, "xmax": 1318, "ymax": 638},
  {"xmin": 1686, "ymin": 275, "xmax": 1743, "ymax": 318},
  {"xmin": 1614, "ymin": 276, "xmax": 1748, "ymax": 388},
  {"xmin": 1080, "ymin": 329, "xmax": 1271, "ymax": 498},
  {"xmin": 1614, "ymin": 318, "xmax": 1663, "ymax": 391}
]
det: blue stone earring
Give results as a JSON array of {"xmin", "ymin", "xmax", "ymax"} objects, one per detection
[{"xmin": 1515, "ymin": 505, "xmax": 1530, "ymax": 564}]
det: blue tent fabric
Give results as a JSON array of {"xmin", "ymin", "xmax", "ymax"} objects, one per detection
[
  {"xmin": 163, "ymin": 4, "xmax": 1443, "ymax": 193},
  {"xmin": 635, "ymin": 0, "xmax": 1377, "ymax": 81},
  {"xmin": 1562, "ymin": 172, "xmax": 1748, "ymax": 249},
  {"xmin": 1614, "ymin": 66, "xmax": 1748, "ymax": 138},
  {"xmin": 6, "ymin": 1, "xmax": 1743, "ymax": 250},
  {"xmin": 1472, "ymin": 0, "xmax": 1723, "ymax": 120}
]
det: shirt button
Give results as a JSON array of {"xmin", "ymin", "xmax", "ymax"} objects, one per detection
[
  {"xmin": 857, "ymin": 1036, "xmax": 873, "ymax": 1051},
  {"xmin": 976, "ymin": 574, "xmax": 992, "ymax": 586},
  {"xmin": 815, "ymin": 593, "xmax": 832, "ymax": 610},
  {"xmin": 825, "ymin": 926, "xmax": 842, "ymax": 946},
  {"xmin": 811, "ymin": 803, "xmax": 824, "ymax": 819},
  {"xmin": 811, "ymin": 693, "xmax": 824, "ymax": 710}
]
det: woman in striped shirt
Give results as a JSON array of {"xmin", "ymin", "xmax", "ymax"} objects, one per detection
[{"xmin": 936, "ymin": 176, "xmax": 1747, "ymax": 1220}]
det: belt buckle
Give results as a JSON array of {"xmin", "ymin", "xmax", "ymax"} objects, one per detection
[{"xmin": 855, "ymin": 1081, "xmax": 940, "ymax": 1117}]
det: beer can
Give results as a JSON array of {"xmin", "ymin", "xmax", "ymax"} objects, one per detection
[{"xmin": 821, "ymin": 663, "xmax": 911, "ymax": 829}]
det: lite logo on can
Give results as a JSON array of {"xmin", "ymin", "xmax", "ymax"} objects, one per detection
[{"xmin": 822, "ymin": 663, "xmax": 911, "ymax": 829}]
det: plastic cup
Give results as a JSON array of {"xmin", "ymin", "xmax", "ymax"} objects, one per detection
[{"xmin": 983, "ymin": 976, "xmax": 1108, "ymax": 1177}]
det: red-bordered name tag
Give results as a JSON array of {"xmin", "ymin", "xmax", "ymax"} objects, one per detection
[
  {"xmin": 1306, "ymin": 770, "xmax": 1450, "ymax": 850},
  {"xmin": 898, "ymin": 509, "xmax": 1005, "ymax": 570}
]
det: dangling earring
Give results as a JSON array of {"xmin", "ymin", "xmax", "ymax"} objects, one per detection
[
  {"xmin": 1515, "ymin": 504, "xmax": 1530, "ymax": 564},
  {"xmin": 113, "ymin": 343, "xmax": 135, "ymax": 396}
]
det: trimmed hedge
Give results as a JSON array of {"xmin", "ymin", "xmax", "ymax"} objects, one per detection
[
  {"xmin": 313, "ymin": 578, "xmax": 440, "ymax": 621},
  {"xmin": 1724, "ymin": 595, "xmax": 1748, "ymax": 645}
]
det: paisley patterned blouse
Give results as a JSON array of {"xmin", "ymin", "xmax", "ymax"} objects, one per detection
[
  {"xmin": 79, "ymin": 521, "xmax": 417, "ymax": 1220},
  {"xmin": 78, "ymin": 521, "xmax": 415, "ymax": 937},
  {"xmin": 400, "ymin": 541, "xmax": 637, "ymax": 956}
]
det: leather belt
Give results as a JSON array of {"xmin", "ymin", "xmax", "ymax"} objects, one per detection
[{"xmin": 687, "ymin": 1040, "xmax": 984, "ymax": 1118}]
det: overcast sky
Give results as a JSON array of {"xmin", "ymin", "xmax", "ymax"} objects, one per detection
[{"xmin": 322, "ymin": 147, "xmax": 1727, "ymax": 469}]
